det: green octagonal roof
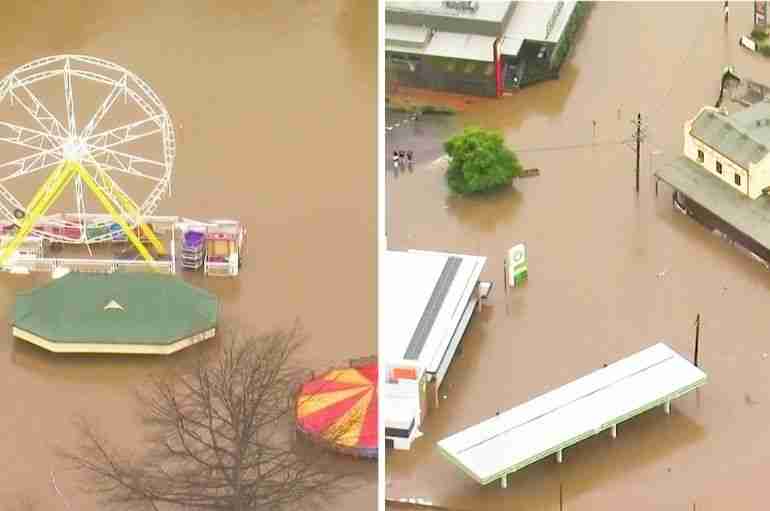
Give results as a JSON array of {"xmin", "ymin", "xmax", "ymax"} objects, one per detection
[{"xmin": 13, "ymin": 272, "xmax": 219, "ymax": 345}]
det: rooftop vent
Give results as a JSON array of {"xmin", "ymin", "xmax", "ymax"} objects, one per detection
[
  {"xmin": 104, "ymin": 299, "xmax": 124, "ymax": 311},
  {"xmin": 443, "ymin": 1, "xmax": 480, "ymax": 13}
]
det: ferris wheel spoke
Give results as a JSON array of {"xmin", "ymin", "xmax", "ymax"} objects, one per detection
[
  {"xmin": 0, "ymin": 55, "xmax": 174, "ymax": 240},
  {"xmin": 9, "ymin": 77, "xmax": 69, "ymax": 139},
  {"xmin": 0, "ymin": 121, "xmax": 64, "ymax": 152},
  {"xmin": 83, "ymin": 155, "xmax": 141, "ymax": 219},
  {"xmin": 84, "ymin": 115, "xmax": 164, "ymax": 149},
  {"xmin": 0, "ymin": 182, "xmax": 25, "ymax": 211},
  {"xmin": 82, "ymin": 157, "xmax": 162, "ymax": 183},
  {"xmin": 0, "ymin": 149, "xmax": 64, "ymax": 182},
  {"xmin": 79, "ymin": 74, "xmax": 127, "ymax": 140},
  {"xmin": 73, "ymin": 174, "xmax": 88, "ymax": 228},
  {"xmin": 63, "ymin": 58, "xmax": 77, "ymax": 136},
  {"xmin": 88, "ymin": 146, "xmax": 165, "ymax": 169}
]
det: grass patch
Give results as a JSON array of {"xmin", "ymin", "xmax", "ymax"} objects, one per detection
[{"xmin": 385, "ymin": 97, "xmax": 456, "ymax": 115}]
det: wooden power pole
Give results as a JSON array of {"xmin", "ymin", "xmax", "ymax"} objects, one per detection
[
  {"xmin": 694, "ymin": 314, "xmax": 701, "ymax": 367},
  {"xmin": 627, "ymin": 113, "xmax": 647, "ymax": 193}
]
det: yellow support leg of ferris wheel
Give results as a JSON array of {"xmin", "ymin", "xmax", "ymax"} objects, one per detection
[
  {"xmin": 0, "ymin": 161, "xmax": 77, "ymax": 266},
  {"xmin": 93, "ymin": 167, "xmax": 166, "ymax": 256},
  {"xmin": 73, "ymin": 163, "xmax": 157, "ymax": 267},
  {"xmin": 0, "ymin": 161, "xmax": 159, "ymax": 270}
]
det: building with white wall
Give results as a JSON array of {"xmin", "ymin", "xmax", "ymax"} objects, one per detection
[
  {"xmin": 386, "ymin": 1, "xmax": 582, "ymax": 96},
  {"xmin": 383, "ymin": 248, "xmax": 488, "ymax": 450},
  {"xmin": 684, "ymin": 103, "xmax": 770, "ymax": 199},
  {"xmin": 655, "ymin": 101, "xmax": 770, "ymax": 267}
]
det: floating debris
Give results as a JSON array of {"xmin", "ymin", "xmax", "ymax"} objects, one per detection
[{"xmin": 519, "ymin": 168, "xmax": 541, "ymax": 178}]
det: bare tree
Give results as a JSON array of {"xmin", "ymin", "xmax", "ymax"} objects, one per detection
[{"xmin": 58, "ymin": 324, "xmax": 364, "ymax": 511}]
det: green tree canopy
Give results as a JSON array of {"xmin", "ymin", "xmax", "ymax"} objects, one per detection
[{"xmin": 444, "ymin": 126, "xmax": 521, "ymax": 194}]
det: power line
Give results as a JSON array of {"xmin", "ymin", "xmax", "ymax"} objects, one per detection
[{"xmin": 512, "ymin": 140, "xmax": 628, "ymax": 153}]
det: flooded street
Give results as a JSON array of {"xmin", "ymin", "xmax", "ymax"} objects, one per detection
[
  {"xmin": 0, "ymin": 1, "xmax": 376, "ymax": 509},
  {"xmin": 386, "ymin": 3, "xmax": 770, "ymax": 510}
]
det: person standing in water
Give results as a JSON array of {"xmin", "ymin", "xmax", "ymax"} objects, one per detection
[
  {"xmin": 724, "ymin": 1, "xmax": 729, "ymax": 23},
  {"xmin": 406, "ymin": 150, "xmax": 414, "ymax": 170},
  {"xmin": 392, "ymin": 150, "xmax": 400, "ymax": 169}
]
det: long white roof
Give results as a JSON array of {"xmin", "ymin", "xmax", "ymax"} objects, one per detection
[
  {"xmin": 382, "ymin": 249, "xmax": 486, "ymax": 373},
  {"xmin": 437, "ymin": 343, "xmax": 707, "ymax": 484}
]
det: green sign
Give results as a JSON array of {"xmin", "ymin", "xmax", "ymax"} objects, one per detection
[{"xmin": 507, "ymin": 243, "xmax": 528, "ymax": 288}]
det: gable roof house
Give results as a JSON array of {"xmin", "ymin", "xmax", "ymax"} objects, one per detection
[{"xmin": 684, "ymin": 102, "xmax": 770, "ymax": 200}]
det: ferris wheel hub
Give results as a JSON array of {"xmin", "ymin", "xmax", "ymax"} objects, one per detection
[{"xmin": 62, "ymin": 136, "xmax": 87, "ymax": 162}]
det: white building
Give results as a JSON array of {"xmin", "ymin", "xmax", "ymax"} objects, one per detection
[
  {"xmin": 383, "ymin": 249, "xmax": 488, "ymax": 450},
  {"xmin": 684, "ymin": 102, "xmax": 770, "ymax": 199}
]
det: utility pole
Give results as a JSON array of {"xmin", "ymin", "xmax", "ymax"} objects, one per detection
[
  {"xmin": 694, "ymin": 314, "xmax": 701, "ymax": 367},
  {"xmin": 635, "ymin": 113, "xmax": 641, "ymax": 192},
  {"xmin": 626, "ymin": 113, "xmax": 647, "ymax": 193}
]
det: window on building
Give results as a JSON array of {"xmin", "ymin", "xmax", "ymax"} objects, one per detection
[
  {"xmin": 735, "ymin": 173, "xmax": 742, "ymax": 186},
  {"xmin": 484, "ymin": 63, "xmax": 494, "ymax": 76},
  {"xmin": 716, "ymin": 161, "xmax": 723, "ymax": 174},
  {"xmin": 697, "ymin": 149, "xmax": 704, "ymax": 163},
  {"xmin": 464, "ymin": 62, "xmax": 476, "ymax": 74},
  {"xmin": 446, "ymin": 60, "xmax": 456, "ymax": 72}
]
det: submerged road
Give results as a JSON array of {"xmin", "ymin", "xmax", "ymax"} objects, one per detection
[{"xmin": 387, "ymin": 3, "xmax": 770, "ymax": 510}]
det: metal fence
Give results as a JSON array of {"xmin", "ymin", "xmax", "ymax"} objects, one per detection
[{"xmin": 7, "ymin": 256, "xmax": 174, "ymax": 275}]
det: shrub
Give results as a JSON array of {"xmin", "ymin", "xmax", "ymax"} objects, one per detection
[{"xmin": 752, "ymin": 28, "xmax": 768, "ymax": 40}]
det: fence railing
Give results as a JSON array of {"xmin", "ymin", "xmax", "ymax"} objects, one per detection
[{"xmin": 6, "ymin": 256, "xmax": 173, "ymax": 274}]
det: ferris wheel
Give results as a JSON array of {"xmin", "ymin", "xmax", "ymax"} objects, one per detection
[{"xmin": 0, "ymin": 55, "xmax": 175, "ymax": 245}]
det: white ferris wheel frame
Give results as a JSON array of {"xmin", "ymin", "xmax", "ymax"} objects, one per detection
[{"xmin": 0, "ymin": 54, "xmax": 175, "ymax": 243}]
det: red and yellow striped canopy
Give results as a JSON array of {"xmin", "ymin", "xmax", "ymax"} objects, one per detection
[{"xmin": 295, "ymin": 363, "xmax": 377, "ymax": 453}]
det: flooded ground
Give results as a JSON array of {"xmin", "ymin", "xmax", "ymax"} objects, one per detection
[
  {"xmin": 386, "ymin": 3, "xmax": 770, "ymax": 510},
  {"xmin": 0, "ymin": 1, "xmax": 376, "ymax": 509}
]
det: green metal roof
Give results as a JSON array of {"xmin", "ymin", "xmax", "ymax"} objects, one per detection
[
  {"xmin": 655, "ymin": 156, "xmax": 770, "ymax": 250},
  {"xmin": 690, "ymin": 104, "xmax": 770, "ymax": 170},
  {"xmin": 13, "ymin": 272, "xmax": 218, "ymax": 345}
]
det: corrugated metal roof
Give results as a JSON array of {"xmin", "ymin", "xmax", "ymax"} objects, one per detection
[
  {"xmin": 725, "ymin": 101, "xmax": 770, "ymax": 145},
  {"xmin": 438, "ymin": 343, "xmax": 706, "ymax": 485},
  {"xmin": 691, "ymin": 108, "xmax": 769, "ymax": 170},
  {"xmin": 500, "ymin": 1, "xmax": 578, "ymax": 57},
  {"xmin": 656, "ymin": 156, "xmax": 770, "ymax": 251},
  {"xmin": 386, "ymin": 1, "xmax": 511, "ymax": 23},
  {"xmin": 500, "ymin": 36, "xmax": 524, "ymax": 57},
  {"xmin": 404, "ymin": 256, "xmax": 461, "ymax": 360},
  {"xmin": 383, "ymin": 249, "xmax": 486, "ymax": 371},
  {"xmin": 386, "ymin": 23, "xmax": 430, "ymax": 46},
  {"xmin": 424, "ymin": 31, "xmax": 495, "ymax": 62},
  {"xmin": 13, "ymin": 272, "xmax": 218, "ymax": 344}
]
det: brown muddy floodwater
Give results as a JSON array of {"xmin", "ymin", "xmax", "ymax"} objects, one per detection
[
  {"xmin": 387, "ymin": 3, "xmax": 770, "ymax": 511},
  {"xmin": 0, "ymin": 2, "xmax": 376, "ymax": 509}
]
